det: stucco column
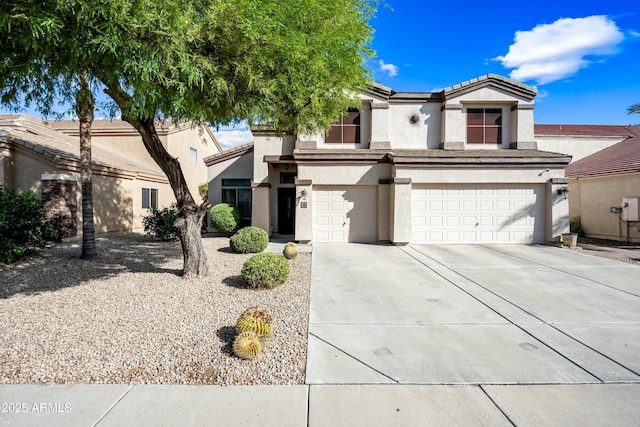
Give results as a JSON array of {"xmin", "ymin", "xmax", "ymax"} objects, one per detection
[
  {"xmin": 390, "ymin": 177, "xmax": 412, "ymax": 245},
  {"xmin": 251, "ymin": 183, "xmax": 271, "ymax": 234},
  {"xmin": 547, "ymin": 178, "xmax": 570, "ymax": 242},
  {"xmin": 0, "ymin": 146, "xmax": 14, "ymax": 189},
  {"xmin": 510, "ymin": 104, "xmax": 537, "ymax": 149},
  {"xmin": 370, "ymin": 102, "xmax": 391, "ymax": 150},
  {"xmin": 294, "ymin": 179, "xmax": 312, "ymax": 243},
  {"xmin": 440, "ymin": 104, "xmax": 464, "ymax": 150},
  {"xmin": 378, "ymin": 179, "xmax": 391, "ymax": 242}
]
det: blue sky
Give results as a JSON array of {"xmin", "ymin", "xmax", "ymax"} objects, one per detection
[{"xmin": 369, "ymin": 0, "xmax": 640, "ymax": 125}]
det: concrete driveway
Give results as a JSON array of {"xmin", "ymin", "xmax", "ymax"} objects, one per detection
[{"xmin": 306, "ymin": 244, "xmax": 640, "ymax": 385}]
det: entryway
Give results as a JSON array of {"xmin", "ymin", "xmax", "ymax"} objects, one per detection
[{"xmin": 278, "ymin": 187, "xmax": 296, "ymax": 235}]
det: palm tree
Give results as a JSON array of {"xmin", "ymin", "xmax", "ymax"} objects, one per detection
[{"xmin": 627, "ymin": 103, "xmax": 640, "ymax": 115}]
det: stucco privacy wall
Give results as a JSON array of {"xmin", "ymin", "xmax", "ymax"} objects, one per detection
[
  {"xmin": 569, "ymin": 174, "xmax": 640, "ymax": 242},
  {"xmin": 537, "ymin": 135, "xmax": 626, "ymax": 162}
]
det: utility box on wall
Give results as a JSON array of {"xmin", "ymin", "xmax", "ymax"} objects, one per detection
[{"xmin": 622, "ymin": 198, "xmax": 640, "ymax": 221}]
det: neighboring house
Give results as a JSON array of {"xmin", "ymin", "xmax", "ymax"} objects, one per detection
[
  {"xmin": 565, "ymin": 130, "xmax": 640, "ymax": 243},
  {"xmin": 535, "ymin": 124, "xmax": 636, "ymax": 162},
  {"xmin": 0, "ymin": 115, "xmax": 220, "ymax": 237},
  {"xmin": 206, "ymin": 74, "xmax": 574, "ymax": 245}
]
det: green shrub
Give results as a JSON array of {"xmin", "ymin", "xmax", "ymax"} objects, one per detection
[
  {"xmin": 209, "ymin": 203, "xmax": 241, "ymax": 233},
  {"xmin": 198, "ymin": 182, "xmax": 208, "ymax": 202},
  {"xmin": 570, "ymin": 217, "xmax": 586, "ymax": 237},
  {"xmin": 143, "ymin": 204, "xmax": 180, "ymax": 240},
  {"xmin": 241, "ymin": 253, "xmax": 290, "ymax": 289},
  {"xmin": 42, "ymin": 213, "xmax": 71, "ymax": 243},
  {"xmin": 0, "ymin": 188, "xmax": 45, "ymax": 263},
  {"xmin": 230, "ymin": 226, "xmax": 269, "ymax": 254}
]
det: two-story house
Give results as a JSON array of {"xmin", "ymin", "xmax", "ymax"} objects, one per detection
[{"xmin": 205, "ymin": 74, "xmax": 572, "ymax": 245}]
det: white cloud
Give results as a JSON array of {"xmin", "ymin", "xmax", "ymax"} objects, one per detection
[
  {"xmin": 213, "ymin": 127, "xmax": 254, "ymax": 150},
  {"xmin": 494, "ymin": 16, "xmax": 624, "ymax": 84},
  {"xmin": 379, "ymin": 60, "xmax": 399, "ymax": 77}
]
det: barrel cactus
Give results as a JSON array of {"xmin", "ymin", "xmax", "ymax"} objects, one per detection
[
  {"xmin": 235, "ymin": 307, "xmax": 273, "ymax": 338},
  {"xmin": 232, "ymin": 331, "xmax": 262, "ymax": 360},
  {"xmin": 283, "ymin": 242, "xmax": 298, "ymax": 259}
]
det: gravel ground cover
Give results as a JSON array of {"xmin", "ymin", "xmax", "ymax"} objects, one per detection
[
  {"xmin": 576, "ymin": 237, "xmax": 640, "ymax": 266},
  {"xmin": 0, "ymin": 234, "xmax": 311, "ymax": 385}
]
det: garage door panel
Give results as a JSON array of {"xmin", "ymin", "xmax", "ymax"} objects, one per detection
[
  {"xmin": 413, "ymin": 184, "xmax": 545, "ymax": 244},
  {"xmin": 314, "ymin": 186, "xmax": 377, "ymax": 243}
]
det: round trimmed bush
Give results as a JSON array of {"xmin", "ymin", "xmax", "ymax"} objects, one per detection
[
  {"xmin": 241, "ymin": 253, "xmax": 290, "ymax": 289},
  {"xmin": 283, "ymin": 242, "xmax": 298, "ymax": 259},
  {"xmin": 230, "ymin": 226, "xmax": 269, "ymax": 254},
  {"xmin": 209, "ymin": 203, "xmax": 241, "ymax": 233}
]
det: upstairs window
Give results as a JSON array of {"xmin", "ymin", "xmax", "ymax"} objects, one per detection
[
  {"xmin": 326, "ymin": 108, "xmax": 360, "ymax": 143},
  {"xmin": 189, "ymin": 147, "xmax": 198, "ymax": 165},
  {"xmin": 467, "ymin": 108, "xmax": 502, "ymax": 144}
]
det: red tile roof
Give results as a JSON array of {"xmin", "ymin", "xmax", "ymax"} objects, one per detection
[
  {"xmin": 535, "ymin": 124, "xmax": 635, "ymax": 137},
  {"xmin": 566, "ymin": 136, "xmax": 640, "ymax": 178}
]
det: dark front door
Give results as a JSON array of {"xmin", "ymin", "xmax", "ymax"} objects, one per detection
[{"xmin": 278, "ymin": 188, "xmax": 296, "ymax": 235}]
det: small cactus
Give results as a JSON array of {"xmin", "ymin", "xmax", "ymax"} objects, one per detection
[
  {"xmin": 232, "ymin": 331, "xmax": 262, "ymax": 360},
  {"xmin": 235, "ymin": 307, "xmax": 273, "ymax": 338},
  {"xmin": 283, "ymin": 242, "xmax": 298, "ymax": 259}
]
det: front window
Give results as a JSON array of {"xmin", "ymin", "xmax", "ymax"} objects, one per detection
[
  {"xmin": 189, "ymin": 147, "xmax": 198, "ymax": 165},
  {"xmin": 142, "ymin": 188, "xmax": 158, "ymax": 209},
  {"xmin": 221, "ymin": 179, "xmax": 252, "ymax": 221},
  {"xmin": 467, "ymin": 108, "xmax": 502, "ymax": 144},
  {"xmin": 326, "ymin": 108, "xmax": 360, "ymax": 143}
]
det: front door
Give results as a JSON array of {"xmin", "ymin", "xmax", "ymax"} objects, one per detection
[{"xmin": 278, "ymin": 188, "xmax": 296, "ymax": 235}]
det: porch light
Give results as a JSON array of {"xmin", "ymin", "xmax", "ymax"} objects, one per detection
[
  {"xmin": 556, "ymin": 187, "xmax": 569, "ymax": 199},
  {"xmin": 300, "ymin": 189, "xmax": 307, "ymax": 200}
]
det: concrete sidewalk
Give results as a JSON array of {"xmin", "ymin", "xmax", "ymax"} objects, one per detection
[
  {"xmin": 3, "ymin": 243, "xmax": 640, "ymax": 426},
  {"xmin": 3, "ymin": 383, "xmax": 640, "ymax": 426}
]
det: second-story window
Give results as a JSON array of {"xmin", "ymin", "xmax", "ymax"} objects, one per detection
[
  {"xmin": 467, "ymin": 108, "xmax": 502, "ymax": 144},
  {"xmin": 326, "ymin": 108, "xmax": 360, "ymax": 143}
]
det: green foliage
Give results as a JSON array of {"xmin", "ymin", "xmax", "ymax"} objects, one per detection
[
  {"xmin": 570, "ymin": 217, "xmax": 586, "ymax": 237},
  {"xmin": 230, "ymin": 226, "xmax": 269, "ymax": 254},
  {"xmin": 241, "ymin": 253, "xmax": 290, "ymax": 289},
  {"xmin": 209, "ymin": 203, "xmax": 241, "ymax": 233},
  {"xmin": 627, "ymin": 103, "xmax": 640, "ymax": 115},
  {"xmin": 142, "ymin": 204, "xmax": 180, "ymax": 240},
  {"xmin": 0, "ymin": 189, "xmax": 45, "ymax": 263},
  {"xmin": 235, "ymin": 307, "xmax": 273, "ymax": 338},
  {"xmin": 283, "ymin": 242, "xmax": 298, "ymax": 259},
  {"xmin": 198, "ymin": 183, "xmax": 208, "ymax": 202},
  {"xmin": 42, "ymin": 213, "xmax": 71, "ymax": 243},
  {"xmin": 232, "ymin": 331, "xmax": 262, "ymax": 360}
]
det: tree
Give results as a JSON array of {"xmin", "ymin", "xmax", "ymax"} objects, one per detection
[
  {"xmin": 628, "ymin": 104, "xmax": 640, "ymax": 115},
  {"xmin": 1, "ymin": 0, "xmax": 377, "ymax": 277},
  {"xmin": 0, "ymin": 2, "xmax": 98, "ymax": 259}
]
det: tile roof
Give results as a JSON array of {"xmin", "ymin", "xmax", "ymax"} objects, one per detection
[
  {"xmin": 565, "ymin": 136, "xmax": 640, "ymax": 178},
  {"xmin": 203, "ymin": 142, "xmax": 254, "ymax": 166},
  {"xmin": 535, "ymin": 124, "xmax": 635, "ymax": 137},
  {"xmin": 0, "ymin": 115, "xmax": 167, "ymax": 181}
]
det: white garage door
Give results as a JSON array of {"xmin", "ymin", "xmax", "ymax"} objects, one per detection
[
  {"xmin": 412, "ymin": 184, "xmax": 545, "ymax": 244},
  {"xmin": 314, "ymin": 186, "xmax": 377, "ymax": 242}
]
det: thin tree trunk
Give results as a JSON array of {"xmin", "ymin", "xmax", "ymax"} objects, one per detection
[{"xmin": 77, "ymin": 72, "xmax": 97, "ymax": 260}]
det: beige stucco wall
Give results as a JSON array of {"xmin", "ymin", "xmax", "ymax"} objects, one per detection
[
  {"xmin": 570, "ymin": 174, "xmax": 640, "ymax": 242},
  {"xmin": 3, "ymin": 147, "xmax": 172, "ymax": 237},
  {"xmin": 389, "ymin": 103, "xmax": 441, "ymax": 149},
  {"xmin": 536, "ymin": 135, "xmax": 624, "ymax": 162},
  {"xmin": 207, "ymin": 151, "xmax": 254, "ymax": 208}
]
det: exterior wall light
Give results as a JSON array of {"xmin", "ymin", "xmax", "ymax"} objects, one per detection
[
  {"xmin": 300, "ymin": 189, "xmax": 307, "ymax": 200},
  {"xmin": 557, "ymin": 187, "xmax": 569, "ymax": 199}
]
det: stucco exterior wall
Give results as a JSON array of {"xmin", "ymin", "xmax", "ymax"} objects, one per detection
[
  {"xmin": 388, "ymin": 103, "xmax": 441, "ymax": 149},
  {"xmin": 570, "ymin": 174, "xmax": 640, "ymax": 242},
  {"xmin": 207, "ymin": 151, "xmax": 254, "ymax": 207},
  {"xmin": 536, "ymin": 135, "xmax": 624, "ymax": 162}
]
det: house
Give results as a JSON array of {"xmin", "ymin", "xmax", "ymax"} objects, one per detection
[
  {"xmin": 535, "ymin": 124, "xmax": 636, "ymax": 162},
  {"xmin": 0, "ymin": 115, "xmax": 220, "ymax": 237},
  {"xmin": 565, "ymin": 129, "xmax": 640, "ymax": 242},
  {"xmin": 205, "ymin": 74, "xmax": 574, "ymax": 245}
]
